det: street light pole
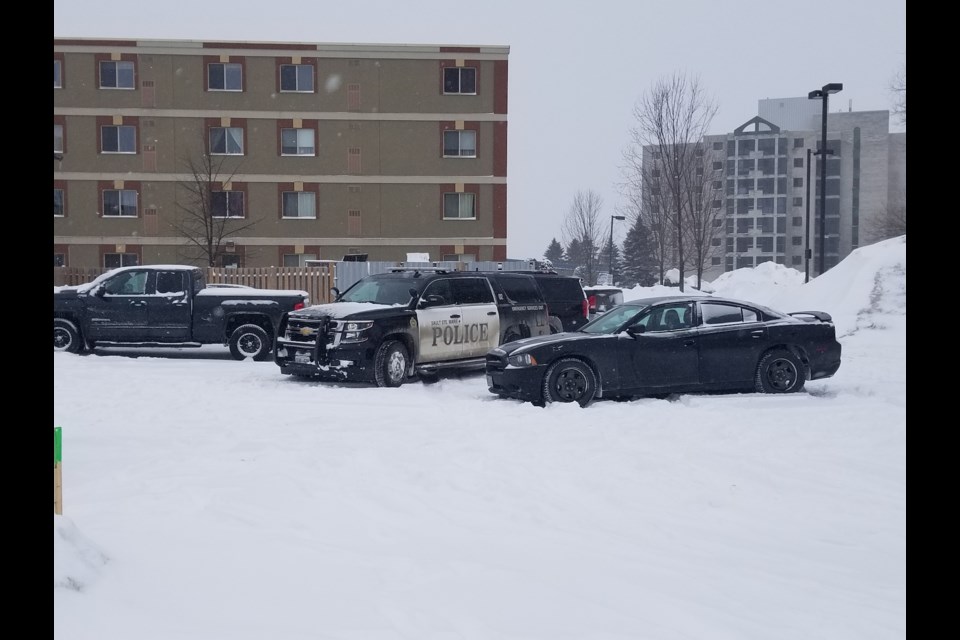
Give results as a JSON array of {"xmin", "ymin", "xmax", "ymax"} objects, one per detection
[
  {"xmin": 609, "ymin": 215, "xmax": 625, "ymax": 285},
  {"xmin": 808, "ymin": 82, "xmax": 842, "ymax": 277}
]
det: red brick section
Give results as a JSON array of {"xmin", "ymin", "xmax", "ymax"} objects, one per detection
[
  {"xmin": 97, "ymin": 180, "xmax": 142, "ymax": 217},
  {"xmin": 93, "ymin": 53, "xmax": 137, "ymax": 87},
  {"xmin": 494, "ymin": 60, "xmax": 508, "ymax": 115},
  {"xmin": 493, "ymin": 245, "xmax": 506, "ymax": 261},
  {"xmin": 276, "ymin": 183, "xmax": 320, "ymax": 218},
  {"xmin": 201, "ymin": 55, "xmax": 246, "ymax": 91},
  {"xmin": 493, "ymin": 122, "xmax": 507, "ymax": 177},
  {"xmin": 54, "ymin": 180, "xmax": 68, "ymax": 217},
  {"xmin": 99, "ymin": 244, "xmax": 142, "ymax": 267},
  {"xmin": 493, "ymin": 183, "xmax": 507, "ymax": 240},
  {"xmin": 275, "ymin": 57, "xmax": 318, "ymax": 92},
  {"xmin": 95, "ymin": 116, "xmax": 140, "ymax": 154},
  {"xmin": 202, "ymin": 41, "xmax": 316, "ymax": 50},
  {"xmin": 54, "ymin": 115, "xmax": 67, "ymax": 153},
  {"xmin": 54, "ymin": 52, "xmax": 65, "ymax": 87},
  {"xmin": 463, "ymin": 245, "xmax": 480, "ymax": 260}
]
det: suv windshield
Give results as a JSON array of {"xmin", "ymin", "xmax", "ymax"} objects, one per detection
[
  {"xmin": 339, "ymin": 277, "xmax": 415, "ymax": 305},
  {"xmin": 581, "ymin": 304, "xmax": 648, "ymax": 334}
]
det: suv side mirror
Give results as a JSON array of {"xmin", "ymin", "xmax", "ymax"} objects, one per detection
[{"xmin": 330, "ymin": 286, "xmax": 340, "ymax": 301}]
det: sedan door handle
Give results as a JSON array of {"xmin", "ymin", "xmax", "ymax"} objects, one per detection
[
  {"xmin": 487, "ymin": 311, "xmax": 497, "ymax": 316},
  {"xmin": 683, "ymin": 340, "xmax": 696, "ymax": 347},
  {"xmin": 750, "ymin": 329, "xmax": 765, "ymax": 338},
  {"xmin": 450, "ymin": 314, "xmax": 461, "ymax": 319},
  {"xmin": 129, "ymin": 300, "xmax": 146, "ymax": 307}
]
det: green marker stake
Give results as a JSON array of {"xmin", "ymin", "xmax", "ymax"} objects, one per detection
[{"xmin": 54, "ymin": 427, "xmax": 62, "ymax": 465}]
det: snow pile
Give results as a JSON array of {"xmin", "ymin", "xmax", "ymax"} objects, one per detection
[{"xmin": 54, "ymin": 515, "xmax": 109, "ymax": 592}]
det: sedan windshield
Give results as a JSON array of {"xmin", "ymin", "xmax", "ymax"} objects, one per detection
[
  {"xmin": 339, "ymin": 277, "xmax": 416, "ymax": 305},
  {"xmin": 580, "ymin": 304, "xmax": 647, "ymax": 334}
]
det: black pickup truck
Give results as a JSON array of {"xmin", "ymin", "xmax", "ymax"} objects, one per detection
[{"xmin": 54, "ymin": 265, "xmax": 309, "ymax": 360}]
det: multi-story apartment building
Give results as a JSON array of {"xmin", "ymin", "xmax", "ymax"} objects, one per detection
[
  {"xmin": 54, "ymin": 38, "xmax": 509, "ymax": 269},
  {"xmin": 644, "ymin": 98, "xmax": 905, "ymax": 281}
]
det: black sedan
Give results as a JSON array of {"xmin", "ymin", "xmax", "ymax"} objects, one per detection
[{"xmin": 485, "ymin": 295, "xmax": 842, "ymax": 407}]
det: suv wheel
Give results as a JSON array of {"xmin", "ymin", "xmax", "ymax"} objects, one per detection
[{"xmin": 375, "ymin": 340, "xmax": 408, "ymax": 388}]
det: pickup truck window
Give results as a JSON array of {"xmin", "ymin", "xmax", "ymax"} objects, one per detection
[
  {"xmin": 104, "ymin": 270, "xmax": 150, "ymax": 295},
  {"xmin": 156, "ymin": 271, "xmax": 185, "ymax": 295}
]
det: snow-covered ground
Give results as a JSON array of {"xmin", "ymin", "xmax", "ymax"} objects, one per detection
[{"xmin": 54, "ymin": 237, "xmax": 906, "ymax": 640}]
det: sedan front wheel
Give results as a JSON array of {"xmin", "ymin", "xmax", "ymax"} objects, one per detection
[{"xmin": 542, "ymin": 358, "xmax": 597, "ymax": 407}]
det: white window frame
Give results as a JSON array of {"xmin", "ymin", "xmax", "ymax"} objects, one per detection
[
  {"xmin": 282, "ymin": 253, "xmax": 317, "ymax": 267},
  {"xmin": 279, "ymin": 64, "xmax": 315, "ymax": 93},
  {"xmin": 101, "ymin": 125, "xmax": 137, "ymax": 154},
  {"xmin": 442, "ymin": 130, "xmax": 477, "ymax": 158},
  {"xmin": 208, "ymin": 62, "xmax": 243, "ymax": 91},
  {"xmin": 102, "ymin": 189, "xmax": 138, "ymax": 217},
  {"xmin": 103, "ymin": 253, "xmax": 139, "ymax": 268},
  {"xmin": 210, "ymin": 127, "xmax": 244, "ymax": 155},
  {"xmin": 443, "ymin": 66, "xmax": 477, "ymax": 95},
  {"xmin": 282, "ymin": 192, "xmax": 317, "ymax": 219},
  {"xmin": 280, "ymin": 128, "xmax": 316, "ymax": 156},
  {"xmin": 99, "ymin": 60, "xmax": 135, "ymax": 90},
  {"xmin": 443, "ymin": 193, "xmax": 476, "ymax": 220},
  {"xmin": 54, "ymin": 124, "xmax": 64, "ymax": 154},
  {"xmin": 54, "ymin": 188, "xmax": 65, "ymax": 217},
  {"xmin": 54, "ymin": 60, "xmax": 62, "ymax": 89},
  {"xmin": 211, "ymin": 191, "xmax": 245, "ymax": 219}
]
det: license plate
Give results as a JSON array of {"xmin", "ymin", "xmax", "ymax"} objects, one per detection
[{"xmin": 295, "ymin": 351, "xmax": 311, "ymax": 364}]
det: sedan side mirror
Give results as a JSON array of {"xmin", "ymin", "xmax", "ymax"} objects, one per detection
[{"xmin": 625, "ymin": 325, "xmax": 646, "ymax": 338}]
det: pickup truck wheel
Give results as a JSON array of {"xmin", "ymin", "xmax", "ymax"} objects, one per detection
[
  {"xmin": 229, "ymin": 324, "xmax": 272, "ymax": 361},
  {"xmin": 374, "ymin": 340, "xmax": 408, "ymax": 388},
  {"xmin": 54, "ymin": 319, "xmax": 83, "ymax": 353}
]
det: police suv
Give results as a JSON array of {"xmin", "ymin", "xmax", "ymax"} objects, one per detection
[{"xmin": 274, "ymin": 268, "xmax": 550, "ymax": 387}]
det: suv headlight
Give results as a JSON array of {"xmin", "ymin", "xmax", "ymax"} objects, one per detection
[
  {"xmin": 507, "ymin": 353, "xmax": 538, "ymax": 367},
  {"xmin": 340, "ymin": 320, "xmax": 373, "ymax": 343}
]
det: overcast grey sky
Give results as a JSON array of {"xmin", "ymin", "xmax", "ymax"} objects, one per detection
[{"xmin": 54, "ymin": 0, "xmax": 906, "ymax": 259}]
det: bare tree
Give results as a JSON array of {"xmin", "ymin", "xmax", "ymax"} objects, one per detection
[
  {"xmin": 679, "ymin": 145, "xmax": 724, "ymax": 288},
  {"xmin": 561, "ymin": 190, "xmax": 605, "ymax": 286},
  {"xmin": 171, "ymin": 143, "xmax": 259, "ymax": 267},
  {"xmin": 625, "ymin": 72, "xmax": 718, "ymax": 291},
  {"xmin": 891, "ymin": 63, "xmax": 906, "ymax": 126},
  {"xmin": 620, "ymin": 149, "xmax": 675, "ymax": 284},
  {"xmin": 864, "ymin": 191, "xmax": 906, "ymax": 243}
]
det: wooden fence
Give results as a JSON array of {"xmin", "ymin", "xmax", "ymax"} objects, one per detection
[{"xmin": 54, "ymin": 265, "xmax": 337, "ymax": 304}]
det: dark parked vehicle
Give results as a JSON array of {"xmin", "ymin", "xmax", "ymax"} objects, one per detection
[
  {"xmin": 486, "ymin": 295, "xmax": 842, "ymax": 407},
  {"xmin": 54, "ymin": 265, "xmax": 310, "ymax": 360},
  {"xmin": 526, "ymin": 272, "xmax": 589, "ymax": 333},
  {"xmin": 275, "ymin": 268, "xmax": 550, "ymax": 386}
]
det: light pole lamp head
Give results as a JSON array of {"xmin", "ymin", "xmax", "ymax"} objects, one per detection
[
  {"xmin": 612, "ymin": 215, "xmax": 626, "ymax": 221},
  {"xmin": 823, "ymin": 82, "xmax": 843, "ymax": 94},
  {"xmin": 808, "ymin": 89, "xmax": 824, "ymax": 100}
]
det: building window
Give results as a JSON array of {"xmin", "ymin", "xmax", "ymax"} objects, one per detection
[
  {"xmin": 443, "ymin": 130, "xmax": 477, "ymax": 157},
  {"xmin": 210, "ymin": 127, "xmax": 244, "ymax": 155},
  {"xmin": 793, "ymin": 178, "xmax": 803, "ymax": 188},
  {"xmin": 791, "ymin": 255, "xmax": 802, "ymax": 265},
  {"xmin": 283, "ymin": 253, "xmax": 317, "ymax": 267},
  {"xmin": 220, "ymin": 254, "xmax": 241, "ymax": 268},
  {"xmin": 280, "ymin": 64, "xmax": 314, "ymax": 92},
  {"xmin": 443, "ymin": 67, "xmax": 476, "ymax": 94},
  {"xmin": 54, "ymin": 188, "xmax": 65, "ymax": 217},
  {"xmin": 712, "ymin": 200, "xmax": 722, "ymax": 209},
  {"xmin": 736, "ymin": 237, "xmax": 753, "ymax": 252},
  {"xmin": 54, "ymin": 60, "xmax": 62, "ymax": 88},
  {"xmin": 792, "ymin": 197, "xmax": 803, "ymax": 207},
  {"xmin": 208, "ymin": 63, "xmax": 243, "ymax": 91},
  {"xmin": 282, "ymin": 192, "xmax": 316, "ymax": 219},
  {"xmin": 104, "ymin": 253, "xmax": 139, "ymax": 268},
  {"xmin": 443, "ymin": 193, "xmax": 476, "ymax": 219},
  {"xmin": 103, "ymin": 189, "xmax": 138, "ymax": 217},
  {"xmin": 736, "ymin": 218, "xmax": 753, "ymax": 234},
  {"xmin": 99, "ymin": 61, "xmax": 135, "ymax": 89},
  {"xmin": 713, "ymin": 218, "xmax": 722, "ymax": 228},
  {"xmin": 101, "ymin": 125, "xmax": 137, "ymax": 154},
  {"xmin": 757, "ymin": 237, "xmax": 774, "ymax": 253},
  {"xmin": 212, "ymin": 191, "xmax": 245, "ymax": 218},
  {"xmin": 792, "ymin": 236, "xmax": 802, "ymax": 246},
  {"xmin": 54, "ymin": 124, "xmax": 64, "ymax": 154},
  {"xmin": 794, "ymin": 138, "xmax": 804, "ymax": 148},
  {"xmin": 712, "ymin": 141, "xmax": 723, "ymax": 150},
  {"xmin": 712, "ymin": 161, "xmax": 723, "ymax": 170},
  {"xmin": 712, "ymin": 181, "xmax": 722, "ymax": 190},
  {"xmin": 54, "ymin": 252, "xmax": 66, "ymax": 267},
  {"xmin": 793, "ymin": 216, "xmax": 803, "ymax": 227},
  {"xmin": 710, "ymin": 238, "xmax": 721, "ymax": 246},
  {"xmin": 281, "ymin": 128, "xmax": 315, "ymax": 156},
  {"xmin": 711, "ymin": 257, "xmax": 721, "ymax": 266},
  {"xmin": 793, "ymin": 157, "xmax": 804, "ymax": 168}
]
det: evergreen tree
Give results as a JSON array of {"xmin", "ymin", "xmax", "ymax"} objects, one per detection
[
  {"xmin": 544, "ymin": 238, "xmax": 564, "ymax": 263},
  {"xmin": 620, "ymin": 217, "xmax": 659, "ymax": 287},
  {"xmin": 599, "ymin": 239, "xmax": 623, "ymax": 285}
]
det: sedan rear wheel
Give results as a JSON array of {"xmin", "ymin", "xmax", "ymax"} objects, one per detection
[
  {"xmin": 755, "ymin": 349, "xmax": 806, "ymax": 393},
  {"xmin": 542, "ymin": 358, "xmax": 597, "ymax": 407}
]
